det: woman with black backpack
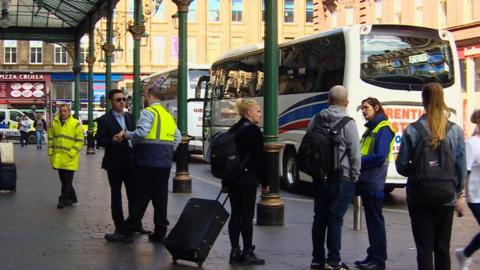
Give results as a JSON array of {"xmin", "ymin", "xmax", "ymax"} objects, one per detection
[
  {"xmin": 396, "ymin": 82, "xmax": 467, "ymax": 270},
  {"xmin": 224, "ymin": 99, "xmax": 269, "ymax": 265},
  {"xmin": 355, "ymin": 97, "xmax": 394, "ymax": 270}
]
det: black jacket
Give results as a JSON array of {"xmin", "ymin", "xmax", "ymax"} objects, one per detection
[
  {"xmin": 229, "ymin": 117, "xmax": 268, "ymax": 187},
  {"xmin": 95, "ymin": 110, "xmax": 134, "ymax": 171}
]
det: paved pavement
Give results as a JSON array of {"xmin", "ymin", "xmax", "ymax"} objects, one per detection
[{"xmin": 0, "ymin": 145, "xmax": 479, "ymax": 270}]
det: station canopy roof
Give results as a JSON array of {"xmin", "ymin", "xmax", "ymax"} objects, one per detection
[{"xmin": 0, "ymin": 0, "xmax": 118, "ymax": 42}]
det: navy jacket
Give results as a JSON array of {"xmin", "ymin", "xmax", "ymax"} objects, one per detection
[{"xmin": 358, "ymin": 114, "xmax": 394, "ymax": 193}]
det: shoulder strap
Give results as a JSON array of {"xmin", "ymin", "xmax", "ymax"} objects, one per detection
[
  {"xmin": 332, "ymin": 116, "xmax": 353, "ymax": 132},
  {"xmin": 411, "ymin": 121, "xmax": 429, "ymax": 139}
]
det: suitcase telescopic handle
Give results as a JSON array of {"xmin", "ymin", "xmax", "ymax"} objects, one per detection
[{"xmin": 215, "ymin": 190, "xmax": 229, "ymax": 206}]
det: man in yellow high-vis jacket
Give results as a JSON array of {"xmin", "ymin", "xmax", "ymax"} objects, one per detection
[
  {"xmin": 120, "ymin": 82, "xmax": 181, "ymax": 243},
  {"xmin": 48, "ymin": 104, "xmax": 84, "ymax": 209}
]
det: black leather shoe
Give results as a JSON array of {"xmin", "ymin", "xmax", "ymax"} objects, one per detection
[
  {"xmin": 148, "ymin": 232, "xmax": 165, "ymax": 243},
  {"xmin": 128, "ymin": 226, "xmax": 152, "ymax": 235},
  {"xmin": 229, "ymin": 247, "xmax": 242, "ymax": 265},
  {"xmin": 359, "ymin": 262, "xmax": 385, "ymax": 270},
  {"xmin": 354, "ymin": 257, "xmax": 370, "ymax": 267},
  {"xmin": 242, "ymin": 246, "xmax": 265, "ymax": 265},
  {"xmin": 105, "ymin": 231, "xmax": 133, "ymax": 243}
]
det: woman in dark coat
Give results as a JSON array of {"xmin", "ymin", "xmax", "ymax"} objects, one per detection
[
  {"xmin": 225, "ymin": 99, "xmax": 269, "ymax": 265},
  {"xmin": 355, "ymin": 97, "xmax": 394, "ymax": 270}
]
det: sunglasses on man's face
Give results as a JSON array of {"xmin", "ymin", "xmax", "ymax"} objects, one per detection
[{"xmin": 114, "ymin": 98, "xmax": 127, "ymax": 102}]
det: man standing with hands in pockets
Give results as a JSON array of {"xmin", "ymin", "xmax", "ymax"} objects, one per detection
[{"xmin": 119, "ymin": 81, "xmax": 181, "ymax": 243}]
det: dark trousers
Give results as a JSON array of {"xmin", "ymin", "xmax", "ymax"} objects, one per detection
[
  {"xmin": 106, "ymin": 165, "xmax": 134, "ymax": 233},
  {"xmin": 312, "ymin": 178, "xmax": 356, "ymax": 266},
  {"xmin": 20, "ymin": 131, "xmax": 27, "ymax": 146},
  {"xmin": 361, "ymin": 194, "xmax": 387, "ymax": 264},
  {"xmin": 465, "ymin": 203, "xmax": 480, "ymax": 257},
  {"xmin": 128, "ymin": 166, "xmax": 170, "ymax": 236},
  {"xmin": 58, "ymin": 169, "xmax": 77, "ymax": 203},
  {"xmin": 228, "ymin": 184, "xmax": 257, "ymax": 249},
  {"xmin": 408, "ymin": 203, "xmax": 454, "ymax": 270}
]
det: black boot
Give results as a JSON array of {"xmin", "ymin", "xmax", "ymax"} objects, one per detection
[
  {"xmin": 242, "ymin": 246, "xmax": 265, "ymax": 265},
  {"xmin": 229, "ymin": 247, "xmax": 242, "ymax": 264}
]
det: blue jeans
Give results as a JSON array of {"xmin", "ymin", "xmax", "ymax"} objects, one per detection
[
  {"xmin": 465, "ymin": 203, "xmax": 480, "ymax": 257},
  {"xmin": 36, "ymin": 130, "xmax": 44, "ymax": 146},
  {"xmin": 312, "ymin": 178, "xmax": 356, "ymax": 266}
]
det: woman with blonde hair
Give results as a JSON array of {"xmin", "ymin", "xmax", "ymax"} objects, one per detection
[
  {"xmin": 455, "ymin": 109, "xmax": 480, "ymax": 270},
  {"xmin": 396, "ymin": 82, "xmax": 466, "ymax": 270},
  {"xmin": 224, "ymin": 99, "xmax": 269, "ymax": 265}
]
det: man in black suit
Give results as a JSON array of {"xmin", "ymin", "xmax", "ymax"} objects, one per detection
[{"xmin": 96, "ymin": 89, "xmax": 150, "ymax": 243}]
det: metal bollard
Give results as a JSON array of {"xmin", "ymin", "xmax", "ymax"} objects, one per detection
[{"xmin": 353, "ymin": 195, "xmax": 362, "ymax": 231}]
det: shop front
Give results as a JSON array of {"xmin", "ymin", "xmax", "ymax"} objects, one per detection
[{"xmin": 0, "ymin": 73, "xmax": 50, "ymax": 116}]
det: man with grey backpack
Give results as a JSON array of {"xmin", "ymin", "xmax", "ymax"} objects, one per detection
[{"xmin": 307, "ymin": 85, "xmax": 361, "ymax": 270}]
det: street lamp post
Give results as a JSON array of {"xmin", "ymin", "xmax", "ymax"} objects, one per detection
[
  {"xmin": 85, "ymin": 21, "xmax": 96, "ymax": 155},
  {"xmin": 128, "ymin": 0, "xmax": 145, "ymax": 121},
  {"xmin": 171, "ymin": 0, "xmax": 192, "ymax": 193},
  {"xmin": 256, "ymin": 0, "xmax": 284, "ymax": 226},
  {"xmin": 102, "ymin": 0, "xmax": 115, "ymax": 112}
]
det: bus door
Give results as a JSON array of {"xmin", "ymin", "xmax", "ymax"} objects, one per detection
[{"xmin": 197, "ymin": 76, "xmax": 212, "ymax": 159}]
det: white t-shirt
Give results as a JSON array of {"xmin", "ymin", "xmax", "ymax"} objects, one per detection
[{"xmin": 466, "ymin": 136, "xmax": 480, "ymax": 203}]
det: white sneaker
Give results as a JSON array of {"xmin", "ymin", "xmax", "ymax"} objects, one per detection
[{"xmin": 455, "ymin": 248, "xmax": 472, "ymax": 270}]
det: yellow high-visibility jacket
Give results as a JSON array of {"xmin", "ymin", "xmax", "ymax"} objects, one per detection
[{"xmin": 48, "ymin": 115, "xmax": 84, "ymax": 171}]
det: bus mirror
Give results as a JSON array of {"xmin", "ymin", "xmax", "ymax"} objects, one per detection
[{"xmin": 196, "ymin": 75, "xmax": 210, "ymax": 99}]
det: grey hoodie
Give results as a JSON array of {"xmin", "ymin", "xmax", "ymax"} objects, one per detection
[{"xmin": 307, "ymin": 105, "xmax": 361, "ymax": 182}]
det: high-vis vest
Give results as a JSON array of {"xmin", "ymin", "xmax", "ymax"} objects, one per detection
[
  {"xmin": 48, "ymin": 115, "xmax": 85, "ymax": 171},
  {"xmin": 134, "ymin": 104, "xmax": 177, "ymax": 168},
  {"xmin": 360, "ymin": 120, "xmax": 395, "ymax": 161}
]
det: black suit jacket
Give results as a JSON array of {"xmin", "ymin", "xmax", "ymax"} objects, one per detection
[{"xmin": 95, "ymin": 110, "xmax": 135, "ymax": 171}]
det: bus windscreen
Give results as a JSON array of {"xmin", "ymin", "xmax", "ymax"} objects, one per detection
[{"xmin": 360, "ymin": 34, "xmax": 454, "ymax": 90}]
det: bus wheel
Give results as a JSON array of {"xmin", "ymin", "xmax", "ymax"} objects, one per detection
[
  {"xmin": 282, "ymin": 146, "xmax": 300, "ymax": 192},
  {"xmin": 26, "ymin": 132, "xmax": 37, "ymax": 144}
]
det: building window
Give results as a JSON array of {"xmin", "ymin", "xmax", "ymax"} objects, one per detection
[
  {"xmin": 127, "ymin": 36, "xmax": 133, "ymax": 64},
  {"xmin": 375, "ymin": 0, "xmax": 382, "ymax": 23},
  {"xmin": 306, "ymin": 0, "xmax": 313, "ymax": 23},
  {"xmin": 188, "ymin": 0, "xmax": 197, "ymax": 21},
  {"xmin": 232, "ymin": 0, "xmax": 243, "ymax": 22},
  {"xmin": 151, "ymin": 36, "xmax": 165, "ymax": 65},
  {"xmin": 262, "ymin": 0, "xmax": 265, "ymax": 22},
  {"xmin": 439, "ymin": 0, "xmax": 447, "ymax": 28},
  {"xmin": 208, "ymin": 0, "xmax": 220, "ymax": 22},
  {"xmin": 152, "ymin": 0, "xmax": 165, "ymax": 21},
  {"xmin": 415, "ymin": 0, "xmax": 423, "ymax": 25},
  {"xmin": 54, "ymin": 44, "xmax": 68, "ymax": 64},
  {"xmin": 188, "ymin": 37, "xmax": 197, "ymax": 64},
  {"xmin": 30, "ymin": 41, "xmax": 43, "ymax": 64},
  {"xmin": 330, "ymin": 10, "xmax": 337, "ymax": 28},
  {"xmin": 394, "ymin": 0, "xmax": 401, "ymax": 24},
  {"xmin": 284, "ymin": 0, "xmax": 294, "ymax": 23},
  {"xmin": 345, "ymin": 6, "xmax": 354, "ymax": 25},
  {"xmin": 4, "ymin": 40, "xmax": 17, "ymax": 64}
]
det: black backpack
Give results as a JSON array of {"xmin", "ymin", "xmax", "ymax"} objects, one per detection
[
  {"xmin": 409, "ymin": 121, "xmax": 457, "ymax": 204},
  {"xmin": 209, "ymin": 122, "xmax": 250, "ymax": 179},
  {"xmin": 296, "ymin": 116, "xmax": 352, "ymax": 180}
]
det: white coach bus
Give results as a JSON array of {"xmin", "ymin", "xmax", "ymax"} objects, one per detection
[
  {"xmin": 200, "ymin": 24, "xmax": 462, "ymax": 192},
  {"xmin": 142, "ymin": 64, "xmax": 209, "ymax": 153}
]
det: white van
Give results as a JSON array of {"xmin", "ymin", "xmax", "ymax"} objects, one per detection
[{"xmin": 0, "ymin": 109, "xmax": 36, "ymax": 143}]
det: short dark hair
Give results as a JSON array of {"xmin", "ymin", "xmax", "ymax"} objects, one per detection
[{"xmin": 108, "ymin": 89, "xmax": 124, "ymax": 100}]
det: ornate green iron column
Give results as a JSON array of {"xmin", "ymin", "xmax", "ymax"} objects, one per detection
[
  {"xmin": 171, "ymin": 0, "xmax": 192, "ymax": 193},
  {"xmin": 128, "ymin": 0, "xmax": 145, "ymax": 121},
  {"xmin": 257, "ymin": 0, "xmax": 284, "ymax": 226},
  {"xmin": 102, "ymin": 0, "xmax": 114, "ymax": 111},
  {"xmin": 85, "ymin": 23, "xmax": 96, "ymax": 155},
  {"xmin": 73, "ymin": 38, "xmax": 82, "ymax": 119}
]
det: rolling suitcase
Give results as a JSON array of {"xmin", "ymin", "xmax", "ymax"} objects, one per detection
[
  {"xmin": 164, "ymin": 191, "xmax": 230, "ymax": 267},
  {"xmin": 0, "ymin": 163, "xmax": 17, "ymax": 192}
]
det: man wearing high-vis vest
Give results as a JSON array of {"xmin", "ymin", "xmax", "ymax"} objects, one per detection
[
  {"xmin": 48, "ymin": 104, "xmax": 84, "ymax": 209},
  {"xmin": 355, "ymin": 97, "xmax": 394, "ymax": 270},
  {"xmin": 121, "ymin": 82, "xmax": 181, "ymax": 243}
]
